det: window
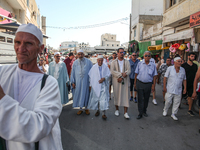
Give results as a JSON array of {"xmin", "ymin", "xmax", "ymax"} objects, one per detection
[
  {"xmin": 7, "ymin": 38, "xmax": 13, "ymax": 43},
  {"xmin": 27, "ymin": 0, "xmax": 29, "ymax": 8},
  {"xmin": 134, "ymin": 29, "xmax": 136, "ymax": 37},
  {"xmin": 112, "ymin": 44, "xmax": 114, "ymax": 47},
  {"xmin": 166, "ymin": 0, "xmax": 177, "ymax": 10},
  {"xmin": 107, "ymin": 44, "xmax": 109, "ymax": 46},
  {"xmin": 117, "ymin": 44, "xmax": 119, "ymax": 46},
  {"xmin": 111, "ymin": 37, "xmax": 113, "ymax": 39},
  {"xmin": 0, "ymin": 36, "xmax": 5, "ymax": 42}
]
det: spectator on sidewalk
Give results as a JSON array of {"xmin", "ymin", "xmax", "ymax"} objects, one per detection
[{"xmin": 37, "ymin": 56, "xmax": 49, "ymax": 74}]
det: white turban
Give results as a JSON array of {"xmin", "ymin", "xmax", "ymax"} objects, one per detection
[
  {"xmin": 174, "ymin": 57, "xmax": 181, "ymax": 62},
  {"xmin": 54, "ymin": 52, "xmax": 60, "ymax": 56},
  {"xmin": 77, "ymin": 49, "xmax": 84, "ymax": 53},
  {"xmin": 16, "ymin": 23, "xmax": 43, "ymax": 44},
  {"xmin": 97, "ymin": 55, "xmax": 104, "ymax": 59}
]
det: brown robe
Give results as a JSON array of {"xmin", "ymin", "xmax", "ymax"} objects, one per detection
[{"xmin": 111, "ymin": 58, "xmax": 131, "ymax": 107}]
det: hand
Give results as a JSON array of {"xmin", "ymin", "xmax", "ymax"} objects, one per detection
[
  {"xmin": 66, "ymin": 83, "xmax": 68, "ymax": 87},
  {"xmin": 151, "ymin": 85, "xmax": 155, "ymax": 92},
  {"xmin": 72, "ymin": 83, "xmax": 76, "ymax": 89},
  {"xmin": 192, "ymin": 92, "xmax": 197, "ymax": 99},
  {"xmin": 89, "ymin": 87, "xmax": 91, "ymax": 92},
  {"xmin": 0, "ymin": 86, "xmax": 5, "ymax": 100},
  {"xmin": 163, "ymin": 87, "xmax": 167, "ymax": 93},
  {"xmin": 118, "ymin": 78, "xmax": 123, "ymax": 83},
  {"xmin": 157, "ymin": 80, "xmax": 159, "ymax": 84},
  {"xmin": 122, "ymin": 73, "xmax": 127, "ymax": 78},
  {"xmin": 183, "ymin": 89, "xmax": 187, "ymax": 95},
  {"xmin": 134, "ymin": 84, "xmax": 137, "ymax": 90},
  {"xmin": 99, "ymin": 78, "xmax": 105, "ymax": 83}
]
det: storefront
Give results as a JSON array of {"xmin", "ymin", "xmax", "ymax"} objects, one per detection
[{"xmin": 163, "ymin": 28, "xmax": 195, "ymax": 61}]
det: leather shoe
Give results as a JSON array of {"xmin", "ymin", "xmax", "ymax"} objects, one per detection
[
  {"xmin": 95, "ymin": 110, "xmax": 100, "ymax": 117},
  {"xmin": 143, "ymin": 113, "xmax": 148, "ymax": 117},
  {"xmin": 85, "ymin": 109, "xmax": 90, "ymax": 115},
  {"xmin": 102, "ymin": 115, "xmax": 107, "ymax": 120},
  {"xmin": 137, "ymin": 115, "xmax": 142, "ymax": 119},
  {"xmin": 77, "ymin": 110, "xmax": 83, "ymax": 115}
]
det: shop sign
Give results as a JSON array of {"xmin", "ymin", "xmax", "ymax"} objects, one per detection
[
  {"xmin": 163, "ymin": 28, "xmax": 194, "ymax": 43},
  {"xmin": 190, "ymin": 11, "xmax": 200, "ymax": 28}
]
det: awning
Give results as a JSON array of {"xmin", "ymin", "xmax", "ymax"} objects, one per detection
[
  {"xmin": 148, "ymin": 45, "xmax": 162, "ymax": 51},
  {"xmin": 162, "ymin": 46, "xmax": 170, "ymax": 50},
  {"xmin": 0, "ymin": 22, "xmax": 20, "ymax": 31},
  {"xmin": 163, "ymin": 28, "xmax": 194, "ymax": 43}
]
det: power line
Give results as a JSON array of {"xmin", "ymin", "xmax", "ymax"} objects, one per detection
[{"xmin": 43, "ymin": 17, "xmax": 129, "ymax": 30}]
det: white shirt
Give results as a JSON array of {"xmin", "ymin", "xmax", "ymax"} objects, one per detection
[
  {"xmin": 118, "ymin": 59, "xmax": 124, "ymax": 73},
  {"xmin": 54, "ymin": 61, "xmax": 62, "ymax": 79},
  {"xmin": 38, "ymin": 64, "xmax": 49, "ymax": 74},
  {"xmin": 15, "ymin": 66, "xmax": 43, "ymax": 104},
  {"xmin": 164, "ymin": 66, "xmax": 186, "ymax": 95}
]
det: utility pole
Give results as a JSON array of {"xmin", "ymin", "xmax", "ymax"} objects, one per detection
[{"xmin": 129, "ymin": 14, "xmax": 132, "ymax": 42}]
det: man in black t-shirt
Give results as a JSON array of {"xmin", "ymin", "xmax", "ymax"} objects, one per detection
[{"xmin": 181, "ymin": 52, "xmax": 198, "ymax": 116}]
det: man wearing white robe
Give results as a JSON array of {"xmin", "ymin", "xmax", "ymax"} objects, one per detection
[
  {"xmin": 48, "ymin": 52, "xmax": 69, "ymax": 105},
  {"xmin": 88, "ymin": 55, "xmax": 110, "ymax": 120},
  {"xmin": 70, "ymin": 50, "xmax": 93, "ymax": 115},
  {"xmin": 0, "ymin": 24, "xmax": 63, "ymax": 150}
]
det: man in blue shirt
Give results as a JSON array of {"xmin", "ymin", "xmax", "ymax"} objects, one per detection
[
  {"xmin": 134, "ymin": 51, "xmax": 157, "ymax": 119},
  {"xmin": 129, "ymin": 53, "xmax": 140, "ymax": 103}
]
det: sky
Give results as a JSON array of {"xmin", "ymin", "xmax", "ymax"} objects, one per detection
[{"xmin": 35, "ymin": 0, "xmax": 132, "ymax": 49}]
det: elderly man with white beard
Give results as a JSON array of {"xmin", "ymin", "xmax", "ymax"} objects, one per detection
[
  {"xmin": 0, "ymin": 24, "xmax": 63, "ymax": 150},
  {"xmin": 87, "ymin": 55, "xmax": 111, "ymax": 120}
]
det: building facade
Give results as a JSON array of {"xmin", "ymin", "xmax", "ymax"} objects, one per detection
[
  {"xmin": 60, "ymin": 41, "xmax": 79, "ymax": 52},
  {"xmin": 130, "ymin": 0, "xmax": 200, "ymax": 61},
  {"xmin": 131, "ymin": 0, "xmax": 163, "ymax": 41},
  {"xmin": 0, "ymin": 0, "xmax": 41, "ymax": 27}
]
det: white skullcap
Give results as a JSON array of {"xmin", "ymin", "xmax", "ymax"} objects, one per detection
[
  {"xmin": 54, "ymin": 52, "xmax": 60, "ymax": 56},
  {"xmin": 97, "ymin": 55, "xmax": 104, "ymax": 59},
  {"xmin": 16, "ymin": 23, "xmax": 43, "ymax": 44},
  {"xmin": 77, "ymin": 49, "xmax": 84, "ymax": 53},
  {"xmin": 174, "ymin": 57, "xmax": 181, "ymax": 62}
]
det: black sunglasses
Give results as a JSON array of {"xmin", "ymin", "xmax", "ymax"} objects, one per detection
[
  {"xmin": 144, "ymin": 55, "xmax": 150, "ymax": 57},
  {"xmin": 132, "ymin": 55, "xmax": 136, "ymax": 56}
]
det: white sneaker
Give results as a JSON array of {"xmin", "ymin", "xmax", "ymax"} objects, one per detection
[
  {"xmin": 124, "ymin": 113, "xmax": 130, "ymax": 119},
  {"xmin": 163, "ymin": 111, "xmax": 167, "ymax": 116},
  {"xmin": 152, "ymin": 99, "xmax": 157, "ymax": 105},
  {"xmin": 171, "ymin": 114, "xmax": 178, "ymax": 121},
  {"xmin": 115, "ymin": 110, "xmax": 119, "ymax": 116}
]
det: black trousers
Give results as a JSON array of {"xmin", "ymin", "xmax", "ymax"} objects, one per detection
[{"xmin": 136, "ymin": 80, "xmax": 152, "ymax": 115}]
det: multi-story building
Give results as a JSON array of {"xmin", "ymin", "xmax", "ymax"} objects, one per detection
[
  {"xmin": 79, "ymin": 42, "xmax": 90, "ymax": 49},
  {"xmin": 101, "ymin": 33, "xmax": 120, "ymax": 47},
  {"xmin": 95, "ymin": 33, "xmax": 122, "ymax": 54},
  {"xmin": 130, "ymin": 0, "xmax": 200, "ymax": 61},
  {"xmin": 0, "ymin": 0, "xmax": 41, "ymax": 27},
  {"xmin": 131, "ymin": 0, "xmax": 163, "ymax": 41},
  {"xmin": 60, "ymin": 41, "xmax": 78, "ymax": 52},
  {"xmin": 162, "ymin": 0, "xmax": 200, "ymax": 59}
]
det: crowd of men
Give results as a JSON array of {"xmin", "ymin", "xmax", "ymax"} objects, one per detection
[{"xmin": 0, "ymin": 23, "xmax": 200, "ymax": 150}]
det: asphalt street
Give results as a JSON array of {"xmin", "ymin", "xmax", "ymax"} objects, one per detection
[{"xmin": 60, "ymin": 84, "xmax": 200, "ymax": 150}]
